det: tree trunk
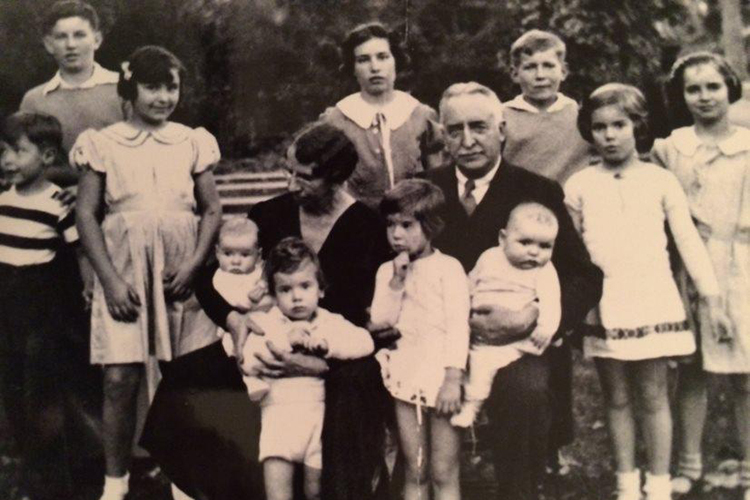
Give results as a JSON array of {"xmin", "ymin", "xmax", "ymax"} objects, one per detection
[{"xmin": 719, "ymin": 0, "xmax": 748, "ymax": 80}]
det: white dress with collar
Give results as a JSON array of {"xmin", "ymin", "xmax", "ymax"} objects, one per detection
[
  {"xmin": 652, "ymin": 126, "xmax": 750, "ymax": 372},
  {"xmin": 71, "ymin": 122, "xmax": 220, "ymax": 367}
]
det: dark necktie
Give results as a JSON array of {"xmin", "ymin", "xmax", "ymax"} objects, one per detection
[{"xmin": 461, "ymin": 179, "xmax": 477, "ymax": 216}]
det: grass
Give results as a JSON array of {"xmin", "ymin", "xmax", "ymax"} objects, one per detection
[{"xmin": 1, "ymin": 350, "xmax": 745, "ymax": 499}]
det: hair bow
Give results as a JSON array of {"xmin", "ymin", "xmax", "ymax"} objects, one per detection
[{"xmin": 121, "ymin": 61, "xmax": 132, "ymax": 81}]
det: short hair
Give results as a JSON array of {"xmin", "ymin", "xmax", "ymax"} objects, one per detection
[
  {"xmin": 439, "ymin": 82, "xmax": 504, "ymax": 125},
  {"xmin": 505, "ymin": 201, "xmax": 559, "ymax": 234},
  {"xmin": 43, "ymin": 0, "xmax": 100, "ymax": 34},
  {"xmin": 117, "ymin": 46, "xmax": 186, "ymax": 102},
  {"xmin": 339, "ymin": 22, "xmax": 408, "ymax": 76},
  {"xmin": 291, "ymin": 122, "xmax": 358, "ymax": 185},
  {"xmin": 218, "ymin": 217, "xmax": 259, "ymax": 245},
  {"xmin": 380, "ymin": 179, "xmax": 445, "ymax": 239},
  {"xmin": 666, "ymin": 51, "xmax": 742, "ymax": 126},
  {"xmin": 509, "ymin": 30, "xmax": 566, "ymax": 68},
  {"xmin": 578, "ymin": 83, "xmax": 653, "ymax": 153},
  {"xmin": 1, "ymin": 112, "xmax": 63, "ymax": 159},
  {"xmin": 264, "ymin": 237, "xmax": 326, "ymax": 296}
]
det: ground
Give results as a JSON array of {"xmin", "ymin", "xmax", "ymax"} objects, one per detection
[{"xmin": 1, "ymin": 351, "xmax": 745, "ymax": 500}]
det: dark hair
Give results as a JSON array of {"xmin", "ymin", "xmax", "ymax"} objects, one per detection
[
  {"xmin": 509, "ymin": 29, "xmax": 566, "ymax": 68},
  {"xmin": 339, "ymin": 22, "xmax": 408, "ymax": 76},
  {"xmin": 666, "ymin": 51, "xmax": 742, "ymax": 127},
  {"xmin": 292, "ymin": 122, "xmax": 358, "ymax": 184},
  {"xmin": 264, "ymin": 237, "xmax": 326, "ymax": 296},
  {"xmin": 117, "ymin": 46, "xmax": 186, "ymax": 102},
  {"xmin": 43, "ymin": 0, "xmax": 100, "ymax": 34},
  {"xmin": 1, "ymin": 112, "xmax": 63, "ymax": 160},
  {"xmin": 380, "ymin": 179, "xmax": 445, "ymax": 239},
  {"xmin": 578, "ymin": 83, "xmax": 653, "ymax": 153}
]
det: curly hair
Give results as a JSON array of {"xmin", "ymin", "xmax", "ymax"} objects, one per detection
[
  {"xmin": 578, "ymin": 82, "xmax": 653, "ymax": 153},
  {"xmin": 263, "ymin": 237, "xmax": 326, "ymax": 296}
]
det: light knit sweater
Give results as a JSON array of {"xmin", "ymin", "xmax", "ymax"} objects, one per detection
[{"xmin": 502, "ymin": 94, "xmax": 593, "ymax": 185}]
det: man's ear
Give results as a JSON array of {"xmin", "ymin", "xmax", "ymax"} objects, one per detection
[
  {"xmin": 510, "ymin": 66, "xmax": 520, "ymax": 84},
  {"xmin": 498, "ymin": 228, "xmax": 507, "ymax": 245},
  {"xmin": 560, "ymin": 61, "xmax": 569, "ymax": 82},
  {"xmin": 497, "ymin": 118, "xmax": 506, "ymax": 144}
]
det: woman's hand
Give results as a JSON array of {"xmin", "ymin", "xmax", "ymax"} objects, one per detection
[
  {"xmin": 102, "ymin": 277, "xmax": 141, "ymax": 322},
  {"xmin": 705, "ymin": 295, "xmax": 733, "ymax": 343},
  {"xmin": 470, "ymin": 303, "xmax": 538, "ymax": 346},
  {"xmin": 227, "ymin": 311, "xmax": 267, "ymax": 366},
  {"xmin": 435, "ymin": 367, "xmax": 463, "ymax": 416},
  {"xmin": 163, "ymin": 261, "xmax": 198, "ymax": 301},
  {"xmin": 254, "ymin": 341, "xmax": 329, "ymax": 378}
]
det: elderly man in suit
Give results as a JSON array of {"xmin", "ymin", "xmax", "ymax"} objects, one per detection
[{"xmin": 425, "ymin": 82, "xmax": 602, "ymax": 500}]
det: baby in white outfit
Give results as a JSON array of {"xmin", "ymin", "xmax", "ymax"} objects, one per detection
[{"xmin": 451, "ymin": 202, "xmax": 562, "ymax": 427}]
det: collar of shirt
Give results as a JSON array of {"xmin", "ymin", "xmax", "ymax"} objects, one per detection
[
  {"xmin": 455, "ymin": 157, "xmax": 501, "ymax": 205},
  {"xmin": 43, "ymin": 63, "xmax": 119, "ymax": 96},
  {"xmin": 669, "ymin": 125, "xmax": 750, "ymax": 157},
  {"xmin": 503, "ymin": 93, "xmax": 577, "ymax": 114},
  {"xmin": 336, "ymin": 90, "xmax": 420, "ymax": 130}
]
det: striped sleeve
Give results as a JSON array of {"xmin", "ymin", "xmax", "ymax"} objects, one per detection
[{"xmin": 57, "ymin": 204, "xmax": 78, "ymax": 244}]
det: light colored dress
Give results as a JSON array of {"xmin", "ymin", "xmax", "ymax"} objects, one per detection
[
  {"xmin": 564, "ymin": 162, "xmax": 719, "ymax": 360},
  {"xmin": 652, "ymin": 126, "xmax": 750, "ymax": 373},
  {"xmin": 70, "ymin": 122, "xmax": 220, "ymax": 366},
  {"xmin": 370, "ymin": 250, "xmax": 470, "ymax": 407}
]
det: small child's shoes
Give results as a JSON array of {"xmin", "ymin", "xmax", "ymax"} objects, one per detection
[
  {"xmin": 643, "ymin": 472, "xmax": 671, "ymax": 500},
  {"xmin": 99, "ymin": 473, "xmax": 129, "ymax": 500}
]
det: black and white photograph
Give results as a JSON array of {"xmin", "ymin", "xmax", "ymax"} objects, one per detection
[{"xmin": 0, "ymin": 1, "xmax": 749, "ymax": 499}]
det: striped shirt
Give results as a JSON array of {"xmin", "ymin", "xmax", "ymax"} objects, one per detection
[{"xmin": 0, "ymin": 184, "xmax": 78, "ymax": 266}]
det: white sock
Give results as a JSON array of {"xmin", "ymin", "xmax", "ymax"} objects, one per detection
[{"xmin": 100, "ymin": 473, "xmax": 129, "ymax": 500}]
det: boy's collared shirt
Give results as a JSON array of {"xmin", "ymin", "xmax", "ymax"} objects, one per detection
[
  {"xmin": 42, "ymin": 63, "xmax": 119, "ymax": 96},
  {"xmin": 504, "ymin": 93, "xmax": 577, "ymax": 114}
]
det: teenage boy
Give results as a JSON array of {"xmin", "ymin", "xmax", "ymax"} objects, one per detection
[{"xmin": 20, "ymin": 0, "xmax": 122, "ymax": 186}]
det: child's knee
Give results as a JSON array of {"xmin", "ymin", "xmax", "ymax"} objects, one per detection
[
  {"xmin": 404, "ymin": 458, "xmax": 429, "ymax": 484},
  {"xmin": 431, "ymin": 457, "xmax": 459, "ymax": 488},
  {"xmin": 603, "ymin": 387, "xmax": 631, "ymax": 411},
  {"xmin": 103, "ymin": 365, "xmax": 141, "ymax": 398},
  {"xmin": 638, "ymin": 383, "xmax": 669, "ymax": 414}
]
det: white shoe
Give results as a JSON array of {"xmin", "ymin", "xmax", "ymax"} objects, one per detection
[
  {"xmin": 99, "ymin": 473, "xmax": 129, "ymax": 500},
  {"xmin": 450, "ymin": 400, "xmax": 481, "ymax": 428},
  {"xmin": 616, "ymin": 469, "xmax": 642, "ymax": 500},
  {"xmin": 643, "ymin": 472, "xmax": 671, "ymax": 500}
]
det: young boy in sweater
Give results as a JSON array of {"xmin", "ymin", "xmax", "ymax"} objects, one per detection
[
  {"xmin": 19, "ymin": 0, "xmax": 123, "ymax": 186},
  {"xmin": 500, "ymin": 29, "xmax": 593, "ymax": 475}
]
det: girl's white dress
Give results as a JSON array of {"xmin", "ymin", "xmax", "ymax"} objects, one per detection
[
  {"xmin": 564, "ymin": 162, "xmax": 719, "ymax": 360},
  {"xmin": 370, "ymin": 250, "xmax": 470, "ymax": 407},
  {"xmin": 652, "ymin": 126, "xmax": 750, "ymax": 372},
  {"xmin": 71, "ymin": 122, "xmax": 220, "ymax": 366}
]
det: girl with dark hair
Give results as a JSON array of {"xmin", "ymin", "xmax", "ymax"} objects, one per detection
[
  {"xmin": 566, "ymin": 83, "xmax": 728, "ymax": 500},
  {"xmin": 652, "ymin": 52, "xmax": 750, "ymax": 499},
  {"xmin": 320, "ymin": 22, "xmax": 443, "ymax": 208},
  {"xmin": 72, "ymin": 45, "xmax": 223, "ymax": 500}
]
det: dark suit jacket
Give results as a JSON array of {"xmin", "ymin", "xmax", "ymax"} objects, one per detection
[{"xmin": 425, "ymin": 161, "xmax": 602, "ymax": 333}]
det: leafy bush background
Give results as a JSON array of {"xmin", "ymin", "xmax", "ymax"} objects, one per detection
[{"xmin": 1, "ymin": 0, "xmax": 746, "ymax": 159}]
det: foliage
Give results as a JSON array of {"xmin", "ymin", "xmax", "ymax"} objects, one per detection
[{"xmin": 0, "ymin": 0, "xmax": 727, "ymax": 156}]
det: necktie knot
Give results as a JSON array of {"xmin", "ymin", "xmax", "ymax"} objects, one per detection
[{"xmin": 462, "ymin": 179, "xmax": 477, "ymax": 216}]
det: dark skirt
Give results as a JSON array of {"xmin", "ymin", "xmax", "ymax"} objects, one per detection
[{"xmin": 140, "ymin": 341, "xmax": 264, "ymax": 500}]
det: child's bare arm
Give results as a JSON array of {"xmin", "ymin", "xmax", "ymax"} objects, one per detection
[
  {"xmin": 77, "ymin": 170, "xmax": 140, "ymax": 321},
  {"xmin": 164, "ymin": 170, "xmax": 222, "ymax": 300},
  {"xmin": 369, "ymin": 260, "xmax": 405, "ymax": 327},
  {"xmin": 528, "ymin": 264, "xmax": 562, "ymax": 352},
  {"xmin": 76, "ymin": 246, "xmax": 95, "ymax": 308}
]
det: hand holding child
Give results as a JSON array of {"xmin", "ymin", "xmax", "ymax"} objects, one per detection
[
  {"xmin": 470, "ymin": 302, "xmax": 539, "ymax": 346},
  {"xmin": 435, "ymin": 367, "xmax": 463, "ymax": 416},
  {"xmin": 102, "ymin": 277, "xmax": 141, "ymax": 322}
]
